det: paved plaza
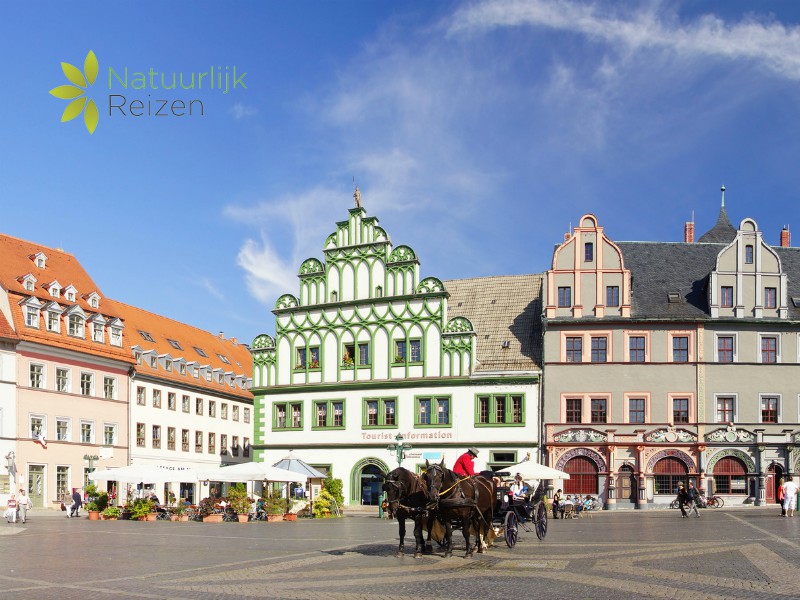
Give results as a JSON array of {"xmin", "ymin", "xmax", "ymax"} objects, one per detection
[{"xmin": 2, "ymin": 507, "xmax": 800, "ymax": 599}]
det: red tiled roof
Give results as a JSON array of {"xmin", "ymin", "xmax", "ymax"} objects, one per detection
[
  {"xmin": 0, "ymin": 234, "xmax": 130, "ymax": 362},
  {"xmin": 0, "ymin": 310, "xmax": 18, "ymax": 340},
  {"xmin": 106, "ymin": 299, "xmax": 253, "ymax": 401}
]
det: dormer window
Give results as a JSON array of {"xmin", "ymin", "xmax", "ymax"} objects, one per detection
[
  {"xmin": 68, "ymin": 314, "xmax": 84, "ymax": 337},
  {"xmin": 90, "ymin": 297, "xmax": 98, "ymax": 308},
  {"xmin": 49, "ymin": 283, "xmax": 60, "ymax": 297},
  {"xmin": 205, "ymin": 370, "xmax": 211, "ymax": 382},
  {"xmin": 25, "ymin": 306, "xmax": 40, "ymax": 328},
  {"xmin": 179, "ymin": 363, "xmax": 186, "ymax": 375},
  {"xmin": 165, "ymin": 359, "xmax": 172, "ymax": 372},
  {"xmin": 217, "ymin": 373, "xmax": 224, "ymax": 383},
  {"xmin": 47, "ymin": 310, "xmax": 60, "ymax": 332},
  {"xmin": 21, "ymin": 274, "xmax": 37, "ymax": 292},
  {"xmin": 32, "ymin": 252, "xmax": 47, "ymax": 269},
  {"xmin": 134, "ymin": 351, "xmax": 142, "ymax": 364},
  {"xmin": 149, "ymin": 356, "xmax": 157, "ymax": 368},
  {"xmin": 92, "ymin": 322, "xmax": 104, "ymax": 343},
  {"xmin": 110, "ymin": 327, "xmax": 122, "ymax": 346}
]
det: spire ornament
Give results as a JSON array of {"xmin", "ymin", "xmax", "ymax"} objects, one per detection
[{"xmin": 354, "ymin": 186, "xmax": 362, "ymax": 208}]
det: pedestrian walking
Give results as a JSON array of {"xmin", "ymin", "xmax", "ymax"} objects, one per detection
[
  {"xmin": 70, "ymin": 488, "xmax": 83, "ymax": 518},
  {"xmin": 62, "ymin": 491, "xmax": 74, "ymax": 517},
  {"xmin": 16, "ymin": 488, "xmax": 32, "ymax": 523},
  {"xmin": 778, "ymin": 478, "xmax": 786, "ymax": 517},
  {"xmin": 676, "ymin": 483, "xmax": 689, "ymax": 518},
  {"xmin": 783, "ymin": 476, "xmax": 798, "ymax": 517},
  {"xmin": 687, "ymin": 482, "xmax": 700, "ymax": 518},
  {"xmin": 4, "ymin": 492, "xmax": 17, "ymax": 523}
]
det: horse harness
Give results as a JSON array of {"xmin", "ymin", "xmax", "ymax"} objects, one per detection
[{"xmin": 385, "ymin": 472, "xmax": 428, "ymax": 515}]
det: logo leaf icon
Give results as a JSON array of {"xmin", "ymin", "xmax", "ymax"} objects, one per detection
[
  {"xmin": 84, "ymin": 51, "xmax": 99, "ymax": 86},
  {"xmin": 50, "ymin": 85, "xmax": 84, "ymax": 99},
  {"xmin": 61, "ymin": 62, "xmax": 87, "ymax": 88},
  {"xmin": 84, "ymin": 99, "xmax": 99, "ymax": 134},
  {"xmin": 62, "ymin": 97, "xmax": 87, "ymax": 122}
]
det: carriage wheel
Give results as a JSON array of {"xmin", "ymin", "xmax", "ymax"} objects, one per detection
[
  {"xmin": 669, "ymin": 500, "xmax": 679, "ymax": 509},
  {"xmin": 711, "ymin": 496, "xmax": 724, "ymax": 508},
  {"xmin": 504, "ymin": 511, "xmax": 518, "ymax": 548},
  {"xmin": 535, "ymin": 501, "xmax": 548, "ymax": 540}
]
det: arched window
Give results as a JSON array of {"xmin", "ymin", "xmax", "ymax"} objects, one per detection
[
  {"xmin": 653, "ymin": 457, "xmax": 688, "ymax": 495},
  {"xmin": 564, "ymin": 456, "xmax": 598, "ymax": 494},
  {"xmin": 713, "ymin": 457, "xmax": 747, "ymax": 494}
]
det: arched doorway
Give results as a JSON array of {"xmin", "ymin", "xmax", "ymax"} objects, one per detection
[
  {"xmin": 616, "ymin": 464, "xmax": 636, "ymax": 504},
  {"xmin": 766, "ymin": 463, "xmax": 784, "ymax": 504},
  {"xmin": 350, "ymin": 458, "xmax": 391, "ymax": 506},
  {"xmin": 653, "ymin": 457, "xmax": 688, "ymax": 496},
  {"xmin": 564, "ymin": 456, "xmax": 599, "ymax": 495}
]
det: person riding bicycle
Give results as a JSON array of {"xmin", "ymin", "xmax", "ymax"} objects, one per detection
[{"xmin": 452, "ymin": 447, "xmax": 478, "ymax": 477}]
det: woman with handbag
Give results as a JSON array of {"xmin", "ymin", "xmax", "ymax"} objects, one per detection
[{"xmin": 5, "ymin": 493, "xmax": 17, "ymax": 523}]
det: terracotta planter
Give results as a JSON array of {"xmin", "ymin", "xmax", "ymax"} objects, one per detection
[
  {"xmin": 203, "ymin": 513, "xmax": 224, "ymax": 523},
  {"xmin": 145, "ymin": 513, "xmax": 158, "ymax": 521},
  {"xmin": 284, "ymin": 513, "xmax": 297, "ymax": 521},
  {"xmin": 88, "ymin": 510, "xmax": 101, "ymax": 521},
  {"xmin": 169, "ymin": 514, "xmax": 180, "ymax": 522},
  {"xmin": 101, "ymin": 515, "xmax": 118, "ymax": 520},
  {"xmin": 267, "ymin": 514, "xmax": 284, "ymax": 522},
  {"xmin": 237, "ymin": 514, "xmax": 249, "ymax": 523},
  {"xmin": 178, "ymin": 515, "xmax": 189, "ymax": 522}
]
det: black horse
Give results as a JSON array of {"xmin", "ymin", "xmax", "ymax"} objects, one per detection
[
  {"xmin": 423, "ymin": 460, "xmax": 496, "ymax": 558},
  {"xmin": 382, "ymin": 467, "xmax": 433, "ymax": 558}
]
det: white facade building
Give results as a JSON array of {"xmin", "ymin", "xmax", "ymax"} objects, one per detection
[{"xmin": 251, "ymin": 195, "xmax": 542, "ymax": 505}]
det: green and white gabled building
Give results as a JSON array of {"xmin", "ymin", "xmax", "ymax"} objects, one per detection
[{"xmin": 250, "ymin": 194, "xmax": 542, "ymax": 505}]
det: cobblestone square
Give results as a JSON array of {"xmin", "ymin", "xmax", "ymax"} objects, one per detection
[{"xmin": 2, "ymin": 507, "xmax": 800, "ymax": 599}]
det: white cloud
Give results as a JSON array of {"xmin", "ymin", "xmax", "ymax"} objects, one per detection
[
  {"xmin": 197, "ymin": 277, "xmax": 225, "ymax": 301},
  {"xmin": 230, "ymin": 103, "xmax": 257, "ymax": 119},
  {"xmin": 450, "ymin": 0, "xmax": 800, "ymax": 80}
]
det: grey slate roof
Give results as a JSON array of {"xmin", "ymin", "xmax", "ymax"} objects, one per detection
[
  {"xmin": 444, "ymin": 274, "xmax": 542, "ymax": 372},
  {"xmin": 697, "ymin": 207, "xmax": 737, "ymax": 243},
  {"xmin": 616, "ymin": 241, "xmax": 800, "ymax": 320}
]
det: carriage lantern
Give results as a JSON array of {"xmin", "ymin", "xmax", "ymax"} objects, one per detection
[{"xmin": 386, "ymin": 433, "xmax": 412, "ymax": 468}]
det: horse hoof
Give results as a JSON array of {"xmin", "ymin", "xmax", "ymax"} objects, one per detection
[
  {"xmin": 444, "ymin": 551, "xmax": 453, "ymax": 558},
  {"xmin": 414, "ymin": 552, "xmax": 423, "ymax": 559}
]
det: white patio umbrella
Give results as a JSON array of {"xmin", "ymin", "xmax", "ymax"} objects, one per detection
[
  {"xmin": 89, "ymin": 464, "xmax": 198, "ymax": 485},
  {"xmin": 195, "ymin": 462, "xmax": 302, "ymax": 483},
  {"xmin": 503, "ymin": 461, "xmax": 570, "ymax": 480}
]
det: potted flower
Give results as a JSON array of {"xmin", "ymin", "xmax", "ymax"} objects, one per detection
[
  {"xmin": 341, "ymin": 352, "xmax": 354, "ymax": 368},
  {"xmin": 284, "ymin": 499, "xmax": 297, "ymax": 522},
  {"xmin": 227, "ymin": 483, "xmax": 251, "ymax": 523},
  {"xmin": 101, "ymin": 506, "xmax": 121, "ymax": 520},
  {"xmin": 85, "ymin": 491, "xmax": 109, "ymax": 521},
  {"xmin": 198, "ymin": 497, "xmax": 222, "ymax": 523}
]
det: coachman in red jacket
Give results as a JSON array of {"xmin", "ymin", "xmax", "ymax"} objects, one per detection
[{"xmin": 452, "ymin": 447, "xmax": 479, "ymax": 477}]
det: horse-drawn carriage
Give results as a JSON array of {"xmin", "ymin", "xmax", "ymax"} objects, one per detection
[{"xmin": 382, "ymin": 463, "xmax": 547, "ymax": 558}]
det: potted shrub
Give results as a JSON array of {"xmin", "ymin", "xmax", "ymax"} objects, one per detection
[
  {"xmin": 85, "ymin": 489, "xmax": 109, "ymax": 520},
  {"xmin": 227, "ymin": 483, "xmax": 251, "ymax": 523},
  {"xmin": 129, "ymin": 498, "xmax": 155, "ymax": 521},
  {"xmin": 199, "ymin": 497, "xmax": 222, "ymax": 523},
  {"xmin": 266, "ymin": 495, "xmax": 286, "ymax": 522},
  {"xmin": 172, "ymin": 503, "xmax": 189, "ymax": 522},
  {"xmin": 101, "ymin": 506, "xmax": 121, "ymax": 520}
]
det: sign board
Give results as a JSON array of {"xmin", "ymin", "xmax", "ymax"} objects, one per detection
[{"xmin": 422, "ymin": 452, "xmax": 443, "ymax": 461}]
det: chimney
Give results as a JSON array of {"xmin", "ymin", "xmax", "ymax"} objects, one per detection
[
  {"xmin": 218, "ymin": 331, "xmax": 225, "ymax": 339},
  {"xmin": 684, "ymin": 211, "xmax": 695, "ymax": 243},
  {"xmin": 781, "ymin": 225, "xmax": 791, "ymax": 248},
  {"xmin": 230, "ymin": 337, "xmax": 238, "ymax": 345}
]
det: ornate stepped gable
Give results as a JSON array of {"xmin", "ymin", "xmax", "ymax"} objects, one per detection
[{"xmin": 251, "ymin": 193, "xmax": 478, "ymax": 386}]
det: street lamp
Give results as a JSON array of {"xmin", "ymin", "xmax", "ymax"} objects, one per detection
[
  {"xmin": 83, "ymin": 454, "xmax": 99, "ymax": 471},
  {"xmin": 4, "ymin": 451, "xmax": 14, "ymax": 471},
  {"xmin": 386, "ymin": 433, "xmax": 412, "ymax": 468}
]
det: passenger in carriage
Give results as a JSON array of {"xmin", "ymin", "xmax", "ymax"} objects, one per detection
[
  {"xmin": 510, "ymin": 474, "xmax": 527, "ymax": 499},
  {"xmin": 452, "ymin": 447, "xmax": 479, "ymax": 477}
]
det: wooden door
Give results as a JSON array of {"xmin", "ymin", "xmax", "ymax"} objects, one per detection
[
  {"xmin": 27, "ymin": 465, "xmax": 45, "ymax": 508},
  {"xmin": 616, "ymin": 465, "xmax": 635, "ymax": 502}
]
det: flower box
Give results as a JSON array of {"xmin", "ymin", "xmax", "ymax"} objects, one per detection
[
  {"xmin": 284, "ymin": 513, "xmax": 297, "ymax": 522},
  {"xmin": 203, "ymin": 513, "xmax": 224, "ymax": 523},
  {"xmin": 267, "ymin": 514, "xmax": 284, "ymax": 522}
]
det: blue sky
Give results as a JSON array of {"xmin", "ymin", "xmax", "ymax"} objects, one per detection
[{"xmin": 3, "ymin": 1, "xmax": 800, "ymax": 345}]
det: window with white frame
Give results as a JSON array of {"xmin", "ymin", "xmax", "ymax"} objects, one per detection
[
  {"xmin": 628, "ymin": 336, "xmax": 646, "ymax": 362},
  {"xmin": 92, "ymin": 322, "xmax": 104, "ymax": 343},
  {"xmin": 29, "ymin": 363, "xmax": 44, "ymax": 388},
  {"xmin": 168, "ymin": 392, "xmax": 176, "ymax": 411},
  {"xmin": 80, "ymin": 420, "xmax": 94, "ymax": 443},
  {"xmin": 760, "ymin": 335, "xmax": 779, "ymax": 363},
  {"xmin": 56, "ymin": 417, "xmax": 71, "ymax": 441},
  {"xmin": 68, "ymin": 314, "xmax": 84, "ymax": 337},
  {"xmin": 182, "ymin": 395, "xmax": 190, "ymax": 413},
  {"xmin": 221, "ymin": 403, "xmax": 228, "ymax": 419},
  {"xmin": 104, "ymin": 423, "xmax": 116, "ymax": 446},
  {"xmin": 56, "ymin": 466, "xmax": 69, "ymax": 498},
  {"xmin": 195, "ymin": 431, "xmax": 203, "ymax": 453},
  {"xmin": 136, "ymin": 386, "xmax": 146, "ymax": 406},
  {"xmin": 110, "ymin": 327, "xmax": 122, "ymax": 346},
  {"xmin": 80, "ymin": 372, "xmax": 93, "ymax": 396},
  {"xmin": 47, "ymin": 310, "xmax": 61, "ymax": 332},
  {"xmin": 672, "ymin": 335, "xmax": 689, "ymax": 363},
  {"xmin": 716, "ymin": 334, "xmax": 736, "ymax": 363},
  {"xmin": 49, "ymin": 284, "xmax": 60, "ymax": 297},
  {"xmin": 244, "ymin": 407, "xmax": 250, "ymax": 424},
  {"xmin": 152, "ymin": 425, "xmax": 161, "ymax": 449},
  {"xmin": 760, "ymin": 396, "xmax": 780, "ymax": 424},
  {"xmin": 136, "ymin": 423, "xmax": 146, "ymax": 447},
  {"xmin": 24, "ymin": 279, "xmax": 34, "ymax": 291},
  {"xmin": 232, "ymin": 405, "xmax": 239, "ymax": 421},
  {"xmin": 26, "ymin": 306, "xmax": 39, "ymax": 328},
  {"xmin": 167, "ymin": 427, "xmax": 176, "ymax": 451},
  {"xmin": 152, "ymin": 389, "xmax": 161, "ymax": 408},
  {"xmin": 716, "ymin": 396, "xmax": 736, "ymax": 423},
  {"xmin": 30, "ymin": 415, "xmax": 45, "ymax": 438},
  {"xmin": 103, "ymin": 376, "xmax": 116, "ymax": 400},
  {"xmin": 56, "ymin": 368, "xmax": 69, "ymax": 393},
  {"xmin": 208, "ymin": 400, "xmax": 216, "ymax": 418},
  {"xmin": 764, "ymin": 287, "xmax": 777, "ymax": 309}
]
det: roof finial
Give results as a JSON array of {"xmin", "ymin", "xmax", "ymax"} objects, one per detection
[
  {"xmin": 720, "ymin": 184, "xmax": 726, "ymax": 208},
  {"xmin": 353, "ymin": 185, "xmax": 362, "ymax": 208}
]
